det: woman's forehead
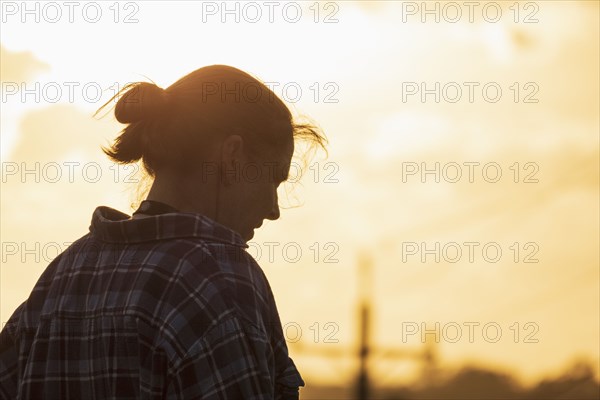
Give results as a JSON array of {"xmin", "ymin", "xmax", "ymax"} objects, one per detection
[{"xmin": 261, "ymin": 154, "xmax": 292, "ymax": 182}]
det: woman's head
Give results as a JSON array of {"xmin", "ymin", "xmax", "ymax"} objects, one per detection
[{"xmin": 98, "ymin": 65, "xmax": 326, "ymax": 240}]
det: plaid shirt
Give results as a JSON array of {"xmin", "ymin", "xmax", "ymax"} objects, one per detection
[{"xmin": 0, "ymin": 206, "xmax": 304, "ymax": 399}]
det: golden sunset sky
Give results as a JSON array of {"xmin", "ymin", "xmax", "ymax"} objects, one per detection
[{"xmin": 1, "ymin": 0, "xmax": 598, "ymax": 389}]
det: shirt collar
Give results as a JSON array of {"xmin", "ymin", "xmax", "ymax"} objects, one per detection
[{"xmin": 89, "ymin": 206, "xmax": 248, "ymax": 248}]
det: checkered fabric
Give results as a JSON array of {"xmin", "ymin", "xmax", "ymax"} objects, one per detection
[{"xmin": 0, "ymin": 206, "xmax": 304, "ymax": 399}]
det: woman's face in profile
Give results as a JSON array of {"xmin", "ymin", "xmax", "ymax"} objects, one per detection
[{"xmin": 226, "ymin": 142, "xmax": 293, "ymax": 242}]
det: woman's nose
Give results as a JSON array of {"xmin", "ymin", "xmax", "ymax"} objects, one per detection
[
  {"xmin": 266, "ymin": 202, "xmax": 280, "ymax": 221},
  {"xmin": 266, "ymin": 189, "xmax": 280, "ymax": 221}
]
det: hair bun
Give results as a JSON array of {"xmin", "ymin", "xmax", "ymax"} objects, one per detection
[{"xmin": 114, "ymin": 82, "xmax": 169, "ymax": 124}]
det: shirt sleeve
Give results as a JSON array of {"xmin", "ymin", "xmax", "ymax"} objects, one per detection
[
  {"xmin": 0, "ymin": 302, "xmax": 25, "ymax": 399},
  {"xmin": 165, "ymin": 316, "xmax": 278, "ymax": 400}
]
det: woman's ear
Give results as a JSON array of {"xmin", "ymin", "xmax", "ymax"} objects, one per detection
[{"xmin": 221, "ymin": 134, "xmax": 244, "ymax": 164}]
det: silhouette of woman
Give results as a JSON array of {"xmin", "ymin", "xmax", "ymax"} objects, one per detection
[{"xmin": 0, "ymin": 65, "xmax": 327, "ymax": 399}]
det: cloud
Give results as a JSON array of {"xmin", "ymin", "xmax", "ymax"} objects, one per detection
[
  {"xmin": 0, "ymin": 44, "xmax": 50, "ymax": 82},
  {"xmin": 9, "ymin": 104, "xmax": 110, "ymax": 162}
]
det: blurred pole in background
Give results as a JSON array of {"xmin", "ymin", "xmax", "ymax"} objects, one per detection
[
  {"xmin": 356, "ymin": 251, "xmax": 373, "ymax": 400},
  {"xmin": 357, "ymin": 302, "xmax": 370, "ymax": 400}
]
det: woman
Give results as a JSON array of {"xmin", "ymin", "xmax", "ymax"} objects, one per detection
[{"xmin": 0, "ymin": 65, "xmax": 327, "ymax": 399}]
